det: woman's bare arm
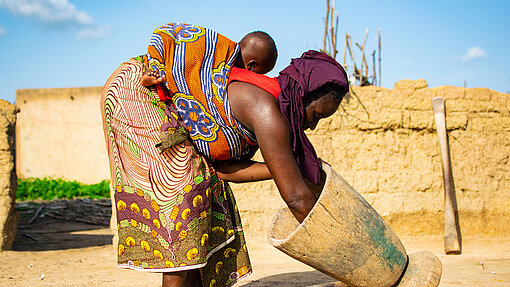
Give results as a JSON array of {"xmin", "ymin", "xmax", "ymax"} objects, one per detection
[
  {"xmin": 214, "ymin": 159, "xmax": 272, "ymax": 183},
  {"xmin": 227, "ymin": 82, "xmax": 317, "ymax": 223}
]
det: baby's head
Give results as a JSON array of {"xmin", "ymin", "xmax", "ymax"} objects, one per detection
[{"xmin": 236, "ymin": 31, "xmax": 277, "ymax": 74}]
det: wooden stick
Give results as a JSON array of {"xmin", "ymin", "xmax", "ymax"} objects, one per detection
[
  {"xmin": 329, "ymin": 22, "xmax": 335, "ymax": 57},
  {"xmin": 378, "ymin": 28, "xmax": 381, "ymax": 86},
  {"xmin": 360, "ymin": 29, "xmax": 368, "ymax": 80},
  {"xmin": 330, "ymin": 11, "xmax": 339, "ymax": 59},
  {"xmin": 432, "ymin": 97, "xmax": 461, "ymax": 255},
  {"xmin": 372, "ymin": 50, "xmax": 376, "ymax": 85},
  {"xmin": 23, "ymin": 233, "xmax": 40, "ymax": 242},
  {"xmin": 346, "ymin": 34, "xmax": 358, "ymax": 85},
  {"xmin": 329, "ymin": 0, "xmax": 338, "ymax": 59},
  {"xmin": 28, "ymin": 204, "xmax": 45, "ymax": 224},
  {"xmin": 323, "ymin": 0, "xmax": 330, "ymax": 52},
  {"xmin": 355, "ymin": 42, "xmax": 362, "ymax": 82},
  {"xmin": 343, "ymin": 34, "xmax": 348, "ymax": 66},
  {"xmin": 350, "ymin": 89, "xmax": 369, "ymax": 118},
  {"xmin": 355, "ymin": 42, "xmax": 369, "ymax": 85}
]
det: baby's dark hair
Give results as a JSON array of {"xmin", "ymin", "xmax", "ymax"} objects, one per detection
[
  {"xmin": 245, "ymin": 31, "xmax": 277, "ymax": 61},
  {"xmin": 240, "ymin": 31, "xmax": 278, "ymax": 70},
  {"xmin": 303, "ymin": 83, "xmax": 347, "ymax": 107}
]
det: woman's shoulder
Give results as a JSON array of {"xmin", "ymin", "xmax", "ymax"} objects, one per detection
[
  {"xmin": 228, "ymin": 81, "xmax": 277, "ymax": 105},
  {"xmin": 227, "ymin": 81, "xmax": 281, "ymax": 131}
]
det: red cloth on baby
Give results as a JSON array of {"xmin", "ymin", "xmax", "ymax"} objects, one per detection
[
  {"xmin": 228, "ymin": 67, "xmax": 280, "ymax": 98},
  {"xmin": 155, "ymin": 66, "xmax": 281, "ymax": 102},
  {"xmin": 156, "ymin": 83, "xmax": 171, "ymax": 102}
]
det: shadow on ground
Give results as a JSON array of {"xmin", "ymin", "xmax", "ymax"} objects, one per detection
[
  {"xmin": 13, "ymin": 200, "xmax": 112, "ymax": 251},
  {"xmin": 242, "ymin": 271, "xmax": 344, "ymax": 287}
]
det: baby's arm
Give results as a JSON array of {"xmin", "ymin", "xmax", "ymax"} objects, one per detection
[{"xmin": 140, "ymin": 66, "xmax": 163, "ymax": 87}]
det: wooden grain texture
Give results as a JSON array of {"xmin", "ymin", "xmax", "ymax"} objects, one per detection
[
  {"xmin": 432, "ymin": 97, "xmax": 462, "ymax": 255},
  {"xmin": 314, "ymin": 250, "xmax": 443, "ymax": 287},
  {"xmin": 268, "ymin": 164, "xmax": 408, "ymax": 287},
  {"xmin": 394, "ymin": 251, "xmax": 442, "ymax": 287}
]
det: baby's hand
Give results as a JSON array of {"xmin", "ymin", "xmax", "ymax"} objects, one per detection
[{"xmin": 141, "ymin": 71, "xmax": 163, "ymax": 87}]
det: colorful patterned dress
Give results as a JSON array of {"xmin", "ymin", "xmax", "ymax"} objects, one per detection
[{"xmin": 101, "ymin": 23, "xmax": 255, "ymax": 287}]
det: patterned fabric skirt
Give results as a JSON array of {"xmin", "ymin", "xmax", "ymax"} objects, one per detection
[{"xmin": 101, "ymin": 59, "xmax": 251, "ymax": 286}]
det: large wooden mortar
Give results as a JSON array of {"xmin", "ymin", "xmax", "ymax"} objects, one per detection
[{"xmin": 268, "ymin": 164, "xmax": 441, "ymax": 287}]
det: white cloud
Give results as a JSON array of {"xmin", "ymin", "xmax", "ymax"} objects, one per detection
[
  {"xmin": 462, "ymin": 46, "xmax": 487, "ymax": 62},
  {"xmin": 0, "ymin": 0, "xmax": 110, "ymax": 39},
  {"xmin": 0, "ymin": 26, "xmax": 5, "ymax": 35},
  {"xmin": 76, "ymin": 25, "xmax": 111, "ymax": 40},
  {"xmin": 0, "ymin": 0, "xmax": 92, "ymax": 25}
]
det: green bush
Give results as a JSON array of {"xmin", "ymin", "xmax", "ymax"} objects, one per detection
[{"xmin": 17, "ymin": 178, "xmax": 111, "ymax": 201}]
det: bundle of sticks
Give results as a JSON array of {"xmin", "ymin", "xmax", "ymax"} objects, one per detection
[{"xmin": 19, "ymin": 198, "xmax": 112, "ymax": 226}]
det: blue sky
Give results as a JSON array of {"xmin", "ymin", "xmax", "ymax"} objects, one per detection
[{"xmin": 0, "ymin": 0, "xmax": 508, "ymax": 104}]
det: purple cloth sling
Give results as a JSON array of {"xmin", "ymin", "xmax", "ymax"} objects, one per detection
[{"xmin": 277, "ymin": 50, "xmax": 349, "ymax": 185}]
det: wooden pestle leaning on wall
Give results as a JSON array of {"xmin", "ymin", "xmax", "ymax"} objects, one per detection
[
  {"xmin": 268, "ymin": 164, "xmax": 442, "ymax": 287},
  {"xmin": 0, "ymin": 100, "xmax": 19, "ymax": 251},
  {"xmin": 432, "ymin": 97, "xmax": 462, "ymax": 255}
]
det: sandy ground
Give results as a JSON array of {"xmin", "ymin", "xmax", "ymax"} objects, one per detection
[{"xmin": 1, "ymin": 215, "xmax": 509, "ymax": 287}]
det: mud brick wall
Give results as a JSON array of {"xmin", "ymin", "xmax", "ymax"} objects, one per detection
[
  {"xmin": 0, "ymin": 100, "xmax": 18, "ymax": 250},
  {"xmin": 16, "ymin": 87, "xmax": 108, "ymax": 184},
  {"xmin": 233, "ymin": 79, "xmax": 510, "ymax": 240},
  {"xmin": 14, "ymin": 81, "xmax": 510, "ymax": 239}
]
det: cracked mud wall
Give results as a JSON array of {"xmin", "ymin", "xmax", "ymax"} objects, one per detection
[
  {"xmin": 0, "ymin": 100, "xmax": 18, "ymax": 250},
  {"xmin": 14, "ymin": 81, "xmax": 510, "ymax": 238}
]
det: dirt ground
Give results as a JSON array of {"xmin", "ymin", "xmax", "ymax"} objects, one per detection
[{"xmin": 1, "ymin": 208, "xmax": 509, "ymax": 287}]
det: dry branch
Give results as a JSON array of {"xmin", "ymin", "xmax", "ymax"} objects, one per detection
[
  {"xmin": 323, "ymin": 0, "xmax": 330, "ymax": 53},
  {"xmin": 28, "ymin": 204, "xmax": 45, "ymax": 224},
  {"xmin": 378, "ymin": 28, "xmax": 382, "ymax": 86},
  {"xmin": 372, "ymin": 50, "xmax": 376, "ymax": 85}
]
